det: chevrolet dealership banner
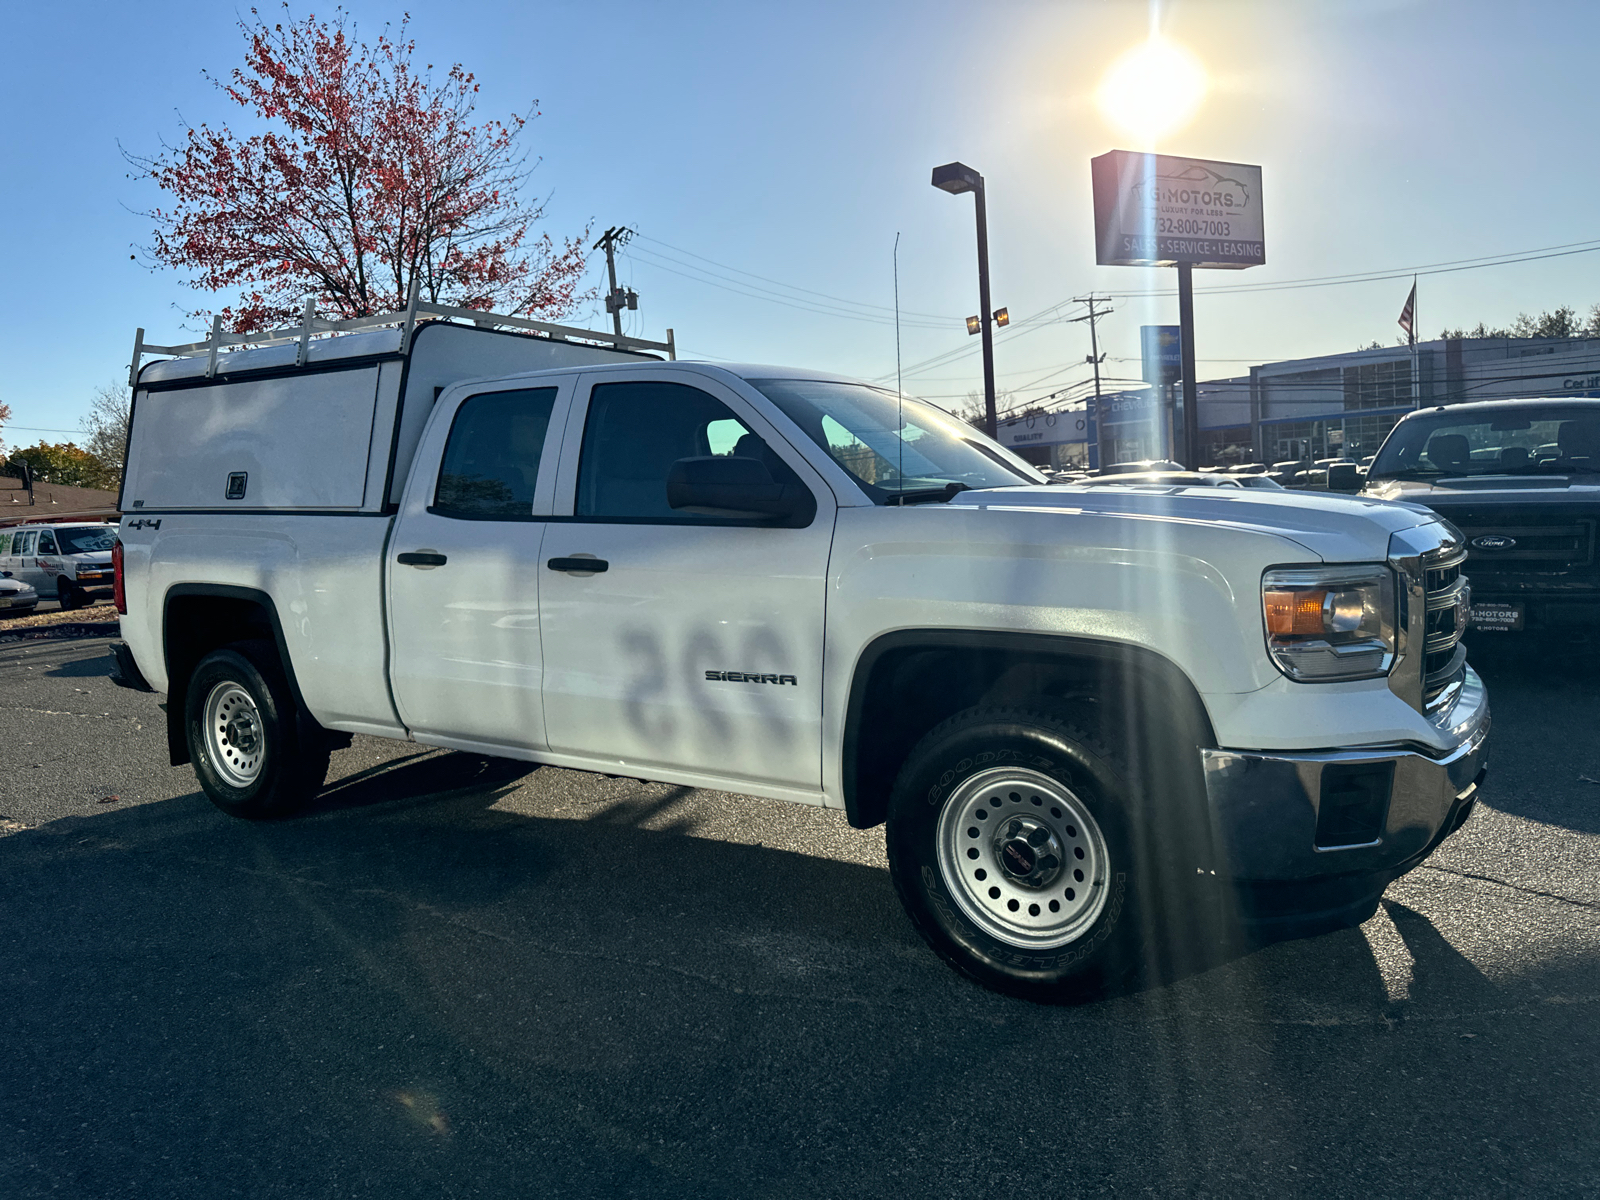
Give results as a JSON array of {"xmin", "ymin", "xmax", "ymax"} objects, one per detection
[{"xmin": 1091, "ymin": 150, "xmax": 1265, "ymax": 269}]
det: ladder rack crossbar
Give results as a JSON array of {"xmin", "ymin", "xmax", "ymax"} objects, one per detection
[{"xmin": 129, "ymin": 299, "xmax": 676, "ymax": 387}]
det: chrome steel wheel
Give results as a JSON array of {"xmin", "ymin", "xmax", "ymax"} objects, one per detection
[
  {"xmin": 935, "ymin": 766, "xmax": 1111, "ymax": 950},
  {"xmin": 203, "ymin": 681, "xmax": 266, "ymax": 788}
]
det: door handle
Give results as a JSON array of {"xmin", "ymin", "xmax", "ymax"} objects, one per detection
[
  {"xmin": 547, "ymin": 556, "xmax": 609, "ymax": 575},
  {"xmin": 398, "ymin": 550, "xmax": 448, "ymax": 568}
]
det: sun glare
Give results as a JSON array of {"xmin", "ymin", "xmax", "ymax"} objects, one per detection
[{"xmin": 1096, "ymin": 36, "xmax": 1208, "ymax": 144}]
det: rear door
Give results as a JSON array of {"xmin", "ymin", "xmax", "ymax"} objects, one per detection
[
  {"xmin": 386, "ymin": 377, "xmax": 575, "ymax": 753},
  {"xmin": 538, "ymin": 370, "xmax": 835, "ymax": 795},
  {"xmin": 9, "ymin": 531, "xmax": 41, "ymax": 591},
  {"xmin": 34, "ymin": 529, "xmax": 65, "ymax": 597}
]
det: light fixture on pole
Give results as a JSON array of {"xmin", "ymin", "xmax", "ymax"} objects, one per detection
[{"xmin": 931, "ymin": 161, "xmax": 998, "ymax": 437}]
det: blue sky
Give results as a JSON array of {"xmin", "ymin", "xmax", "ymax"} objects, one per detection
[{"xmin": 4, "ymin": 0, "xmax": 1599, "ymax": 445}]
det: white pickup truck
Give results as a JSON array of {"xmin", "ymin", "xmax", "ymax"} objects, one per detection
[{"xmin": 110, "ymin": 305, "xmax": 1489, "ymax": 1000}]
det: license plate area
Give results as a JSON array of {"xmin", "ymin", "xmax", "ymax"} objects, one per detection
[{"xmin": 1470, "ymin": 601, "xmax": 1524, "ymax": 631}]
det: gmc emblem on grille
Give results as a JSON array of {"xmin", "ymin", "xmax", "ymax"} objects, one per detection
[{"xmin": 1471, "ymin": 535, "xmax": 1516, "ymax": 550}]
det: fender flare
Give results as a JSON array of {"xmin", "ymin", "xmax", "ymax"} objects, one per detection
[
  {"xmin": 161, "ymin": 583, "xmax": 310, "ymax": 766},
  {"xmin": 840, "ymin": 628, "xmax": 1218, "ymax": 830}
]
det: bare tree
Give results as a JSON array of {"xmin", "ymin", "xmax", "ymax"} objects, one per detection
[{"xmin": 81, "ymin": 381, "xmax": 132, "ymax": 477}]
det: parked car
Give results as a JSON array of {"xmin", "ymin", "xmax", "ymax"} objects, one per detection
[
  {"xmin": 0, "ymin": 523, "xmax": 118, "ymax": 609},
  {"xmin": 111, "ymin": 304, "xmax": 1488, "ymax": 1002},
  {"xmin": 0, "ymin": 572, "xmax": 39, "ymax": 616},
  {"xmin": 1097, "ymin": 459, "xmax": 1184, "ymax": 475},
  {"xmin": 1363, "ymin": 397, "xmax": 1600, "ymax": 633}
]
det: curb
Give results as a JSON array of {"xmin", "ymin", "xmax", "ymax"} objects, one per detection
[{"xmin": 0, "ymin": 622, "xmax": 120, "ymax": 645}]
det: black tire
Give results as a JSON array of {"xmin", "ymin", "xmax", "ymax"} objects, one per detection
[
  {"xmin": 886, "ymin": 706, "xmax": 1148, "ymax": 1002},
  {"xmin": 184, "ymin": 641, "xmax": 330, "ymax": 819},
  {"xmin": 57, "ymin": 582, "xmax": 83, "ymax": 611}
]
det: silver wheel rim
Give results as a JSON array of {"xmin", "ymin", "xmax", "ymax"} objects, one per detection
[
  {"xmin": 203, "ymin": 681, "xmax": 266, "ymax": 788},
  {"xmin": 936, "ymin": 766, "xmax": 1111, "ymax": 950}
]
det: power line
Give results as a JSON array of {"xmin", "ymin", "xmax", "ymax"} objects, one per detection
[
  {"xmin": 627, "ymin": 246, "xmax": 956, "ymax": 330},
  {"xmin": 634, "ymin": 233, "xmax": 963, "ymax": 322},
  {"xmin": 1090, "ymin": 237, "xmax": 1600, "ymax": 301}
]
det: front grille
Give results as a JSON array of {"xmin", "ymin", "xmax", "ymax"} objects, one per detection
[
  {"xmin": 1447, "ymin": 507, "xmax": 1596, "ymax": 569},
  {"xmin": 1422, "ymin": 544, "xmax": 1469, "ymax": 709}
]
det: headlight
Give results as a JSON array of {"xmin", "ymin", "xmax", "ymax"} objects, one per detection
[{"xmin": 1262, "ymin": 566, "xmax": 1397, "ymax": 681}]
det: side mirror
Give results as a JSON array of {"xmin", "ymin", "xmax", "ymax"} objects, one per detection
[
  {"xmin": 666, "ymin": 456, "xmax": 815, "ymax": 525},
  {"xmin": 1326, "ymin": 463, "xmax": 1361, "ymax": 492}
]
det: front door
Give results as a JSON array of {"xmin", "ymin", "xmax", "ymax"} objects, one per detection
[
  {"xmin": 387, "ymin": 379, "xmax": 574, "ymax": 753},
  {"xmin": 539, "ymin": 371, "xmax": 835, "ymax": 795}
]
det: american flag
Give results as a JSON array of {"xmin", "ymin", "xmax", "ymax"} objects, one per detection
[{"xmin": 1398, "ymin": 279, "xmax": 1417, "ymax": 345}]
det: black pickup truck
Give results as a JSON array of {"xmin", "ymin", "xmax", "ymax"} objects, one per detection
[{"xmin": 1363, "ymin": 398, "xmax": 1600, "ymax": 634}]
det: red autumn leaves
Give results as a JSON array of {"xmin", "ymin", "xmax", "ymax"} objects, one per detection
[{"xmin": 132, "ymin": 8, "xmax": 591, "ymax": 332}]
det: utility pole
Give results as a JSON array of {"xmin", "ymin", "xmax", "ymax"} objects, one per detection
[
  {"xmin": 1070, "ymin": 295, "xmax": 1113, "ymax": 406},
  {"xmin": 593, "ymin": 226, "xmax": 639, "ymax": 338}
]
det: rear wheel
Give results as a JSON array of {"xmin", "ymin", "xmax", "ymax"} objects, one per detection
[
  {"xmin": 886, "ymin": 706, "xmax": 1146, "ymax": 1002},
  {"xmin": 185, "ymin": 642, "xmax": 330, "ymax": 819}
]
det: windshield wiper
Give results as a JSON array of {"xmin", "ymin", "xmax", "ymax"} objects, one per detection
[{"xmin": 886, "ymin": 482, "xmax": 972, "ymax": 506}]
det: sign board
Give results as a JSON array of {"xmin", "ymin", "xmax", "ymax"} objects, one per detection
[
  {"xmin": 1095, "ymin": 389, "xmax": 1162, "ymax": 426},
  {"xmin": 1141, "ymin": 326, "xmax": 1182, "ymax": 386},
  {"xmin": 1092, "ymin": 150, "xmax": 1265, "ymax": 269},
  {"xmin": 996, "ymin": 409, "xmax": 1091, "ymax": 449}
]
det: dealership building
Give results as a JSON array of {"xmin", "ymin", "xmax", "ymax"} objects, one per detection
[{"xmin": 996, "ymin": 333, "xmax": 1600, "ymax": 469}]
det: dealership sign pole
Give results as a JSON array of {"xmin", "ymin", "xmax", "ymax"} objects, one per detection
[{"xmin": 1091, "ymin": 151, "xmax": 1265, "ymax": 468}]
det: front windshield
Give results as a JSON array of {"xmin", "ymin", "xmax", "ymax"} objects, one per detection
[
  {"xmin": 748, "ymin": 378, "xmax": 1045, "ymax": 500},
  {"xmin": 1369, "ymin": 405, "xmax": 1600, "ymax": 479},
  {"xmin": 56, "ymin": 527, "xmax": 117, "ymax": 555}
]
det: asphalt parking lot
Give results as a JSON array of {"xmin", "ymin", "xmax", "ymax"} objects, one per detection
[{"xmin": 1, "ymin": 633, "xmax": 1596, "ymax": 1198}]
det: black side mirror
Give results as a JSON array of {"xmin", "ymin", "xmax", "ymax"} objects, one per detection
[
  {"xmin": 667, "ymin": 456, "xmax": 814, "ymax": 525},
  {"xmin": 1325, "ymin": 463, "xmax": 1361, "ymax": 492}
]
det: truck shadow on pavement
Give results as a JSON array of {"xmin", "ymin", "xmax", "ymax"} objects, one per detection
[
  {"xmin": 2, "ymin": 746, "xmax": 1596, "ymax": 1197},
  {"xmin": 1465, "ymin": 635, "xmax": 1600, "ymax": 836}
]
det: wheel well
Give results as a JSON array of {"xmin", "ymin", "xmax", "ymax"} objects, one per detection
[
  {"xmin": 842, "ymin": 632, "xmax": 1217, "ymax": 830},
  {"xmin": 162, "ymin": 587, "xmax": 296, "ymax": 766}
]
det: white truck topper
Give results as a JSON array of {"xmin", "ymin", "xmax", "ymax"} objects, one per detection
[{"xmin": 122, "ymin": 298, "xmax": 674, "ymax": 515}]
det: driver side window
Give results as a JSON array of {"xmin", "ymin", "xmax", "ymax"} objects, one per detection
[{"xmin": 575, "ymin": 381, "xmax": 804, "ymax": 522}]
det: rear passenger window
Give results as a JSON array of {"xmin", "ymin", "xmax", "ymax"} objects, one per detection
[
  {"xmin": 575, "ymin": 381, "xmax": 803, "ymax": 522},
  {"xmin": 15, "ymin": 532, "xmax": 37, "ymax": 555},
  {"xmin": 433, "ymin": 388, "xmax": 559, "ymax": 519}
]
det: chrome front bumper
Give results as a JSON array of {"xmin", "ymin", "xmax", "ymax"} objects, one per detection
[{"xmin": 1201, "ymin": 668, "xmax": 1490, "ymax": 883}]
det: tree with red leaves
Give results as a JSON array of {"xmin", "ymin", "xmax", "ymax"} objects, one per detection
[{"xmin": 128, "ymin": 7, "xmax": 590, "ymax": 332}]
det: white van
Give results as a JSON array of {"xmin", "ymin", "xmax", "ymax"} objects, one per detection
[{"xmin": 0, "ymin": 523, "xmax": 119, "ymax": 608}]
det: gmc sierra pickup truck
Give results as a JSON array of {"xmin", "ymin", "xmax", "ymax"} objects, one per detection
[{"xmin": 109, "ymin": 305, "xmax": 1490, "ymax": 1000}]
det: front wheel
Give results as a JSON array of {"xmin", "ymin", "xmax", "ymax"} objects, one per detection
[
  {"xmin": 57, "ymin": 582, "xmax": 84, "ymax": 611},
  {"xmin": 184, "ymin": 643, "xmax": 330, "ymax": 819},
  {"xmin": 886, "ymin": 706, "xmax": 1145, "ymax": 1002}
]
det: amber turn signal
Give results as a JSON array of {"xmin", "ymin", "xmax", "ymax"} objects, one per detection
[{"xmin": 1263, "ymin": 588, "xmax": 1328, "ymax": 636}]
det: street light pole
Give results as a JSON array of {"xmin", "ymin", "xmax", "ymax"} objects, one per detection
[
  {"xmin": 1176, "ymin": 262, "xmax": 1200, "ymax": 469},
  {"xmin": 932, "ymin": 162, "xmax": 998, "ymax": 438}
]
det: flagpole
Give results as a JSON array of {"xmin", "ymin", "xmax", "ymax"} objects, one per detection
[{"xmin": 1411, "ymin": 274, "xmax": 1419, "ymax": 408}]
